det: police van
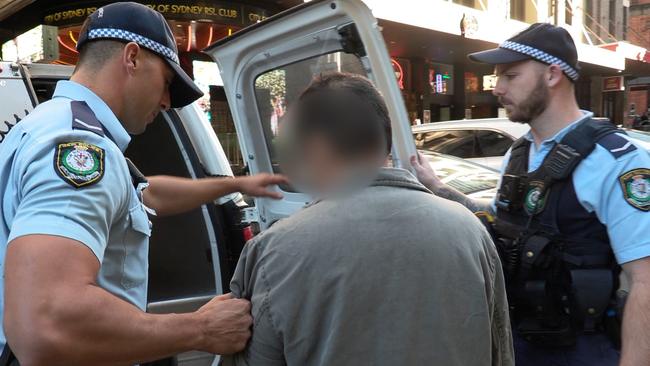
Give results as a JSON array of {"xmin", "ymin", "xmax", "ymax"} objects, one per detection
[{"xmin": 0, "ymin": 0, "xmax": 499, "ymax": 364}]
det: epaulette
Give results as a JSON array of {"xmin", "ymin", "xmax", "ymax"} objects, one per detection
[
  {"xmin": 71, "ymin": 100, "xmax": 105, "ymax": 137},
  {"xmin": 597, "ymin": 133, "xmax": 637, "ymax": 159}
]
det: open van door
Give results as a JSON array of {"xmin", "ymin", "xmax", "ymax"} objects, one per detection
[{"xmin": 204, "ymin": 0, "xmax": 416, "ymax": 230}]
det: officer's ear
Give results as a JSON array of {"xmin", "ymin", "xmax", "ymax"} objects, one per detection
[
  {"xmin": 122, "ymin": 42, "xmax": 141, "ymax": 75},
  {"xmin": 546, "ymin": 64, "xmax": 563, "ymax": 88}
]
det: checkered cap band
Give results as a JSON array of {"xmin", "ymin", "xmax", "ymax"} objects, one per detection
[
  {"xmin": 500, "ymin": 41, "xmax": 579, "ymax": 81},
  {"xmin": 87, "ymin": 28, "xmax": 179, "ymax": 65}
]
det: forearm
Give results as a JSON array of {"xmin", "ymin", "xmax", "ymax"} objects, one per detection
[
  {"xmin": 620, "ymin": 281, "xmax": 650, "ymax": 366},
  {"xmin": 144, "ymin": 175, "xmax": 238, "ymax": 217},
  {"xmin": 426, "ymin": 181, "xmax": 494, "ymax": 214},
  {"xmin": 8, "ymin": 283, "xmax": 203, "ymax": 366}
]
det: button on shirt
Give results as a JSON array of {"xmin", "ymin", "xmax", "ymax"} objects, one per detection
[
  {"xmin": 496, "ymin": 111, "xmax": 650, "ymax": 264},
  {"xmin": 0, "ymin": 81, "xmax": 151, "ymax": 347}
]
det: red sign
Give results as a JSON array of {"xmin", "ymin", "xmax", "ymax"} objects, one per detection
[
  {"xmin": 603, "ymin": 76, "xmax": 624, "ymax": 92},
  {"xmin": 391, "ymin": 58, "xmax": 404, "ymax": 89}
]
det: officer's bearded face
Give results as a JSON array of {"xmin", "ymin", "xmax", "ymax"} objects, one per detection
[{"xmin": 495, "ymin": 61, "xmax": 550, "ymax": 124}]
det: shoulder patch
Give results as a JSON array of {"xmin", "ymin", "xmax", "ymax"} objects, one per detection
[
  {"xmin": 598, "ymin": 133, "xmax": 637, "ymax": 159},
  {"xmin": 54, "ymin": 141, "xmax": 105, "ymax": 188},
  {"xmin": 619, "ymin": 168, "xmax": 650, "ymax": 211}
]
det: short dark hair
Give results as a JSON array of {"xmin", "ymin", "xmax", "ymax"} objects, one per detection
[
  {"xmin": 75, "ymin": 17, "xmax": 125, "ymax": 72},
  {"xmin": 288, "ymin": 72, "xmax": 392, "ymax": 158}
]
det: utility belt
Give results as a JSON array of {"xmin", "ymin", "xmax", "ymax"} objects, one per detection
[{"xmin": 491, "ymin": 222, "xmax": 624, "ymax": 348}]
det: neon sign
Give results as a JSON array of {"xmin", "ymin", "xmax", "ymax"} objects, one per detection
[{"xmin": 391, "ymin": 58, "xmax": 404, "ymax": 89}]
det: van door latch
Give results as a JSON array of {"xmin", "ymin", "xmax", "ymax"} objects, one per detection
[{"xmin": 241, "ymin": 207, "xmax": 260, "ymax": 224}]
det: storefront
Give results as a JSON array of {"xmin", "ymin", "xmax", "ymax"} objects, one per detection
[
  {"xmin": 368, "ymin": 0, "xmax": 633, "ymax": 125},
  {"xmin": 380, "ymin": 19, "xmax": 503, "ymax": 124}
]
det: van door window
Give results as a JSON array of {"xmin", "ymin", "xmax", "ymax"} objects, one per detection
[
  {"xmin": 0, "ymin": 79, "xmax": 34, "ymax": 144},
  {"xmin": 253, "ymin": 51, "xmax": 366, "ymax": 190}
]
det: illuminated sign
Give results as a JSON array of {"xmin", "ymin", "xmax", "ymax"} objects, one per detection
[
  {"xmin": 429, "ymin": 69, "xmax": 452, "ymax": 94},
  {"xmin": 391, "ymin": 58, "xmax": 404, "ymax": 89},
  {"xmin": 435, "ymin": 74, "xmax": 443, "ymax": 93},
  {"xmin": 43, "ymin": 1, "xmax": 270, "ymax": 27},
  {"xmin": 603, "ymin": 76, "xmax": 624, "ymax": 92},
  {"xmin": 483, "ymin": 74, "xmax": 498, "ymax": 91}
]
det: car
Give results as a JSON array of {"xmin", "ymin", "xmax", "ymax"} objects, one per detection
[
  {"xmin": 413, "ymin": 118, "xmax": 650, "ymax": 170},
  {"xmin": 1, "ymin": 0, "xmax": 499, "ymax": 364},
  {"xmin": 420, "ymin": 151, "xmax": 499, "ymax": 199},
  {"xmin": 624, "ymin": 128, "xmax": 650, "ymax": 151},
  {"xmin": 412, "ymin": 118, "xmax": 530, "ymax": 170}
]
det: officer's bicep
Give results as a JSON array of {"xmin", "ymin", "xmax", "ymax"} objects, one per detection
[{"xmin": 9, "ymin": 143, "xmax": 126, "ymax": 262}]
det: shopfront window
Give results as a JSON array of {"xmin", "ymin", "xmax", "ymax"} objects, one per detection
[{"xmin": 428, "ymin": 62, "xmax": 454, "ymax": 96}]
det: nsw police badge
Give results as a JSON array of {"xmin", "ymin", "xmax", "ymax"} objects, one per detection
[
  {"xmin": 54, "ymin": 141, "xmax": 105, "ymax": 188},
  {"xmin": 619, "ymin": 168, "xmax": 650, "ymax": 211},
  {"xmin": 524, "ymin": 180, "xmax": 547, "ymax": 215}
]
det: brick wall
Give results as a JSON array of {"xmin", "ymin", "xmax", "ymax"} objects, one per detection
[
  {"xmin": 629, "ymin": 88, "xmax": 649, "ymax": 115},
  {"xmin": 629, "ymin": 0, "xmax": 650, "ymax": 48}
]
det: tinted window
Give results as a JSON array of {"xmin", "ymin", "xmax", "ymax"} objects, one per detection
[
  {"xmin": 414, "ymin": 130, "xmax": 476, "ymax": 158},
  {"xmin": 475, "ymin": 130, "xmax": 514, "ymax": 156}
]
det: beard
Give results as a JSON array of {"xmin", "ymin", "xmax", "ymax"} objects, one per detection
[{"xmin": 499, "ymin": 75, "xmax": 549, "ymax": 124}]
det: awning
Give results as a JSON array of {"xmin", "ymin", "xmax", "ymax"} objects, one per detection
[
  {"xmin": 629, "ymin": 76, "xmax": 650, "ymax": 86},
  {"xmin": 362, "ymin": 0, "xmax": 625, "ymax": 71},
  {"xmin": 0, "ymin": 0, "xmax": 35, "ymax": 22}
]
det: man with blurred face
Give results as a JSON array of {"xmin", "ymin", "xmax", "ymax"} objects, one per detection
[
  {"xmin": 222, "ymin": 72, "xmax": 513, "ymax": 366},
  {"xmin": 0, "ymin": 2, "xmax": 288, "ymax": 365},
  {"xmin": 411, "ymin": 23, "xmax": 650, "ymax": 365}
]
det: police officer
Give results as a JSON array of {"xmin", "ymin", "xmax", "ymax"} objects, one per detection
[
  {"xmin": 0, "ymin": 2, "xmax": 288, "ymax": 365},
  {"xmin": 411, "ymin": 23, "xmax": 650, "ymax": 365}
]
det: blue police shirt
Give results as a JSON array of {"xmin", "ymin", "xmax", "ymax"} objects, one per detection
[
  {"xmin": 0, "ymin": 80, "xmax": 151, "ymax": 347},
  {"xmin": 496, "ymin": 111, "xmax": 650, "ymax": 265}
]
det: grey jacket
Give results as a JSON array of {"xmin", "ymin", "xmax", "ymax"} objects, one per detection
[{"xmin": 224, "ymin": 168, "xmax": 513, "ymax": 366}]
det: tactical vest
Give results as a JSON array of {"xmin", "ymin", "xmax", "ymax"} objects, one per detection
[{"xmin": 493, "ymin": 118, "xmax": 630, "ymax": 347}]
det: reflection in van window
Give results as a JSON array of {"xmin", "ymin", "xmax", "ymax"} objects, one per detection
[{"xmin": 254, "ymin": 51, "xmax": 367, "ymax": 178}]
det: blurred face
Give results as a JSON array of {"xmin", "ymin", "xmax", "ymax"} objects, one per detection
[
  {"xmin": 121, "ymin": 44, "xmax": 173, "ymax": 134},
  {"xmin": 279, "ymin": 129, "xmax": 383, "ymax": 199},
  {"xmin": 493, "ymin": 60, "xmax": 549, "ymax": 124}
]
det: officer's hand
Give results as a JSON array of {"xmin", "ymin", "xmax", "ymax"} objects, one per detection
[
  {"xmin": 195, "ymin": 293, "xmax": 253, "ymax": 355},
  {"xmin": 410, "ymin": 152, "xmax": 443, "ymax": 189},
  {"xmin": 236, "ymin": 173, "xmax": 289, "ymax": 199}
]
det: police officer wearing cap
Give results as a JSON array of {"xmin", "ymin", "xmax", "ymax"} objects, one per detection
[
  {"xmin": 411, "ymin": 23, "xmax": 650, "ymax": 365},
  {"xmin": 0, "ymin": 2, "xmax": 289, "ymax": 365}
]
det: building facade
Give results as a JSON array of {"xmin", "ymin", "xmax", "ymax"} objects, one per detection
[
  {"xmin": 366, "ymin": 0, "xmax": 650, "ymax": 125},
  {"xmin": 1, "ymin": 0, "xmax": 649, "ymax": 126},
  {"xmin": 627, "ymin": 0, "xmax": 650, "ymax": 120}
]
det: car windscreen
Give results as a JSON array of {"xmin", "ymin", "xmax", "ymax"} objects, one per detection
[{"xmin": 253, "ymin": 51, "xmax": 367, "ymax": 192}]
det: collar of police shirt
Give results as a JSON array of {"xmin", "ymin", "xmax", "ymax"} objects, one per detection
[
  {"xmin": 52, "ymin": 80, "xmax": 131, "ymax": 152},
  {"xmin": 523, "ymin": 110, "xmax": 594, "ymax": 150}
]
